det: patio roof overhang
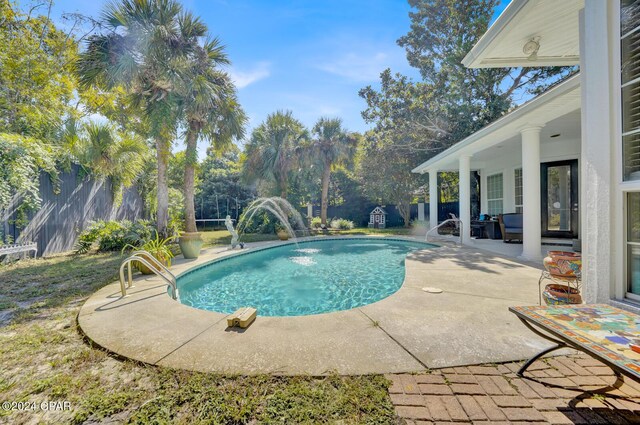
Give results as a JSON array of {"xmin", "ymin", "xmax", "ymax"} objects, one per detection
[
  {"xmin": 412, "ymin": 74, "xmax": 581, "ymax": 174},
  {"xmin": 462, "ymin": 0, "xmax": 583, "ymax": 69}
]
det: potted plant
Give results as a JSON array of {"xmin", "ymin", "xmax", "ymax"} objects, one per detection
[
  {"xmin": 178, "ymin": 231, "xmax": 203, "ymax": 259},
  {"xmin": 275, "ymin": 223, "xmax": 290, "ymax": 241},
  {"xmin": 542, "ymin": 283, "xmax": 583, "ymax": 305},
  {"xmin": 124, "ymin": 233, "xmax": 175, "ymax": 275}
]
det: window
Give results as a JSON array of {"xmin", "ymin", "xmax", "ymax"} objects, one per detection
[
  {"xmin": 628, "ymin": 193, "xmax": 640, "ymax": 298},
  {"xmin": 623, "ymin": 2, "xmax": 640, "ymax": 301},
  {"xmin": 514, "ymin": 168, "xmax": 523, "ymax": 214},
  {"xmin": 622, "ymin": 1, "xmax": 640, "ymax": 180},
  {"xmin": 486, "ymin": 173, "xmax": 503, "ymax": 216}
]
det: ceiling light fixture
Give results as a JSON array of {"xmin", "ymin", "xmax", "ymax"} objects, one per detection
[
  {"xmin": 523, "ymin": 37, "xmax": 541, "ymax": 61},
  {"xmin": 550, "ymin": 133, "xmax": 561, "ymax": 138}
]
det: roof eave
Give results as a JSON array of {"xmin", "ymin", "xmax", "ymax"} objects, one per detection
[
  {"xmin": 411, "ymin": 73, "xmax": 580, "ymax": 174},
  {"xmin": 468, "ymin": 56, "xmax": 580, "ymax": 68},
  {"xmin": 462, "ymin": 0, "xmax": 528, "ymax": 68}
]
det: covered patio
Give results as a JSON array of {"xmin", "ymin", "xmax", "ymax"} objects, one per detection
[{"xmin": 413, "ymin": 75, "xmax": 581, "ymax": 261}]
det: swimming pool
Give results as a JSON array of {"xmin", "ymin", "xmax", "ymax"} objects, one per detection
[{"xmin": 177, "ymin": 238, "xmax": 435, "ymax": 317}]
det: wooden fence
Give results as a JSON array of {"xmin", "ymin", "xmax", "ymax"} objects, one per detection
[{"xmin": 1, "ymin": 164, "xmax": 144, "ymax": 256}]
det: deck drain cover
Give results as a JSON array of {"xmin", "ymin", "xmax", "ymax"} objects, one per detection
[{"xmin": 422, "ymin": 287, "xmax": 443, "ymax": 293}]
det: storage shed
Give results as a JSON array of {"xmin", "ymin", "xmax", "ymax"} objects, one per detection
[{"xmin": 368, "ymin": 206, "xmax": 388, "ymax": 228}]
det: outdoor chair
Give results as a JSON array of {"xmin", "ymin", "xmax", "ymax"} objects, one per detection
[{"xmin": 498, "ymin": 213, "xmax": 523, "ymax": 243}]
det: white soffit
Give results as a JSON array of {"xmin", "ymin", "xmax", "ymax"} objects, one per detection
[
  {"xmin": 412, "ymin": 74, "xmax": 580, "ymax": 174},
  {"xmin": 463, "ymin": 0, "xmax": 584, "ymax": 68}
]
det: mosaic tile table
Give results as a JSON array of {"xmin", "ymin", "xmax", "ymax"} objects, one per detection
[{"xmin": 509, "ymin": 304, "xmax": 640, "ymax": 381}]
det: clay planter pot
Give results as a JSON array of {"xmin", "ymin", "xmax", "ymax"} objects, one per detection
[
  {"xmin": 137, "ymin": 252, "xmax": 170, "ymax": 275},
  {"xmin": 178, "ymin": 232, "xmax": 203, "ymax": 259},
  {"xmin": 277, "ymin": 230, "xmax": 289, "ymax": 241},
  {"xmin": 543, "ymin": 251, "xmax": 581, "ymax": 279},
  {"xmin": 542, "ymin": 283, "xmax": 583, "ymax": 305}
]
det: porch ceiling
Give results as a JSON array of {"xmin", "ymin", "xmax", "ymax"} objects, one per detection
[
  {"xmin": 463, "ymin": 0, "xmax": 583, "ymax": 68},
  {"xmin": 412, "ymin": 75, "xmax": 580, "ymax": 174},
  {"xmin": 469, "ymin": 109, "xmax": 581, "ymax": 168}
]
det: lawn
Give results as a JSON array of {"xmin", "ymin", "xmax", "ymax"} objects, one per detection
[
  {"xmin": 200, "ymin": 229, "xmax": 280, "ymax": 247},
  {"xmin": 199, "ymin": 226, "xmax": 418, "ymax": 248},
  {"xmin": 0, "ymin": 249, "xmax": 398, "ymax": 424}
]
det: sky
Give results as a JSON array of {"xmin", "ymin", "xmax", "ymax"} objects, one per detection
[{"xmin": 49, "ymin": 0, "xmax": 510, "ymax": 154}]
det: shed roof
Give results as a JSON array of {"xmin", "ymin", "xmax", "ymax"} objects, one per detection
[{"xmin": 370, "ymin": 207, "xmax": 388, "ymax": 215}]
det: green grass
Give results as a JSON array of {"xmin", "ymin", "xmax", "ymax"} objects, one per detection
[
  {"xmin": 0, "ymin": 250, "xmax": 400, "ymax": 424},
  {"xmin": 200, "ymin": 229, "xmax": 280, "ymax": 247},
  {"xmin": 329, "ymin": 227, "xmax": 415, "ymax": 236},
  {"xmin": 199, "ymin": 226, "xmax": 417, "ymax": 248}
]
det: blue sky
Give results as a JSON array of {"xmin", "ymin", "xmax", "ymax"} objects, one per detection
[{"xmin": 50, "ymin": 0, "xmax": 509, "ymax": 152}]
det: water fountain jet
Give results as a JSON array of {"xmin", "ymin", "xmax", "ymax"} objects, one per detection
[{"xmin": 236, "ymin": 197, "xmax": 307, "ymax": 246}]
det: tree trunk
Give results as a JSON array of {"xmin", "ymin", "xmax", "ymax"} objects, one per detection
[
  {"xmin": 320, "ymin": 164, "xmax": 331, "ymax": 225},
  {"xmin": 279, "ymin": 174, "xmax": 287, "ymax": 199},
  {"xmin": 398, "ymin": 201, "xmax": 411, "ymax": 228},
  {"xmin": 184, "ymin": 127, "xmax": 198, "ymax": 233},
  {"xmin": 156, "ymin": 138, "xmax": 169, "ymax": 238}
]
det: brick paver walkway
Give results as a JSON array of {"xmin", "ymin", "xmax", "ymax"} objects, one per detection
[{"xmin": 388, "ymin": 354, "xmax": 640, "ymax": 424}]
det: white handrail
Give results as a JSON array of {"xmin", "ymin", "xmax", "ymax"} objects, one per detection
[
  {"xmin": 119, "ymin": 250, "xmax": 178, "ymax": 300},
  {"xmin": 426, "ymin": 218, "xmax": 462, "ymax": 245}
]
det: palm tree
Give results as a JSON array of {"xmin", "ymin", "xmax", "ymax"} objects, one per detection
[
  {"xmin": 67, "ymin": 121, "xmax": 149, "ymax": 204},
  {"xmin": 178, "ymin": 37, "xmax": 247, "ymax": 234},
  {"xmin": 77, "ymin": 0, "xmax": 204, "ymax": 237},
  {"xmin": 243, "ymin": 111, "xmax": 307, "ymax": 199},
  {"xmin": 309, "ymin": 118, "xmax": 357, "ymax": 225}
]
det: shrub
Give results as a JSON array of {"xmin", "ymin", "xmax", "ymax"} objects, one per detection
[
  {"xmin": 310, "ymin": 217, "xmax": 322, "ymax": 229},
  {"xmin": 75, "ymin": 220, "xmax": 155, "ymax": 254},
  {"xmin": 238, "ymin": 209, "xmax": 301, "ymax": 235},
  {"xmin": 330, "ymin": 218, "xmax": 354, "ymax": 230},
  {"xmin": 237, "ymin": 209, "xmax": 276, "ymax": 234}
]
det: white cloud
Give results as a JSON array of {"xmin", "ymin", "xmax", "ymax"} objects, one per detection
[
  {"xmin": 317, "ymin": 105, "xmax": 341, "ymax": 116},
  {"xmin": 228, "ymin": 62, "xmax": 271, "ymax": 89},
  {"xmin": 317, "ymin": 52, "xmax": 391, "ymax": 82}
]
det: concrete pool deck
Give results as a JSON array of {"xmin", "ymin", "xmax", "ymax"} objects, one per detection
[{"xmin": 78, "ymin": 236, "xmax": 556, "ymax": 375}]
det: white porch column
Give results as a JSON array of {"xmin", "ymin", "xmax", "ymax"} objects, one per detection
[
  {"xmin": 579, "ymin": 3, "xmax": 614, "ymax": 303},
  {"xmin": 429, "ymin": 170, "xmax": 438, "ymax": 230},
  {"xmin": 459, "ymin": 156, "xmax": 471, "ymax": 245},
  {"xmin": 521, "ymin": 126, "xmax": 543, "ymax": 260}
]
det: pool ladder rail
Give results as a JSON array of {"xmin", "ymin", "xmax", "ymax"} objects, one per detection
[
  {"xmin": 119, "ymin": 250, "xmax": 178, "ymax": 300},
  {"xmin": 425, "ymin": 218, "xmax": 462, "ymax": 245}
]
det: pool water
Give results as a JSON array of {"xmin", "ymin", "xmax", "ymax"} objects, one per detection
[{"xmin": 177, "ymin": 238, "xmax": 435, "ymax": 317}]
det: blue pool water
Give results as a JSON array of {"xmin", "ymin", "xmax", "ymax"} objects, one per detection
[{"xmin": 177, "ymin": 238, "xmax": 435, "ymax": 317}]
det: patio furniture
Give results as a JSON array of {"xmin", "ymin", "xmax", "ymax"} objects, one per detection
[
  {"xmin": 471, "ymin": 220, "xmax": 502, "ymax": 239},
  {"xmin": 509, "ymin": 304, "xmax": 640, "ymax": 382},
  {"xmin": 470, "ymin": 220, "xmax": 484, "ymax": 239},
  {"xmin": 0, "ymin": 242, "xmax": 37, "ymax": 260},
  {"xmin": 498, "ymin": 213, "xmax": 523, "ymax": 243}
]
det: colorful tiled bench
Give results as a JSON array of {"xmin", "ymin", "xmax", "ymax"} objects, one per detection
[{"xmin": 509, "ymin": 304, "xmax": 640, "ymax": 382}]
